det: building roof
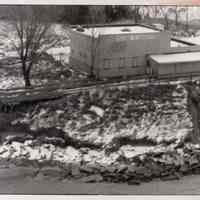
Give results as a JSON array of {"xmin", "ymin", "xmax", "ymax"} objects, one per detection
[
  {"xmin": 73, "ymin": 25, "xmax": 159, "ymax": 36},
  {"xmin": 170, "ymin": 38, "xmax": 195, "ymax": 47},
  {"xmin": 150, "ymin": 51, "xmax": 200, "ymax": 64},
  {"xmin": 170, "ymin": 40, "xmax": 189, "ymax": 47}
]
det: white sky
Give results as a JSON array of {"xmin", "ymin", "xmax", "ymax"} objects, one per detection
[{"xmin": 0, "ymin": 0, "xmax": 199, "ymax": 5}]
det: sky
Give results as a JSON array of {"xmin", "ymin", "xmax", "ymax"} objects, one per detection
[
  {"xmin": 0, "ymin": 1, "xmax": 200, "ymax": 17},
  {"xmin": 1, "ymin": 0, "xmax": 200, "ymax": 5}
]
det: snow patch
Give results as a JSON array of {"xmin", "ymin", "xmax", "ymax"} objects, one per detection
[{"xmin": 89, "ymin": 106, "xmax": 104, "ymax": 118}]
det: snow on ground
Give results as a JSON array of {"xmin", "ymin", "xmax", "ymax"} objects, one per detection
[
  {"xmin": 12, "ymin": 83, "xmax": 192, "ymax": 146},
  {"xmin": 0, "ymin": 137, "xmax": 200, "ymax": 187},
  {"xmin": 0, "ymin": 141, "xmax": 153, "ymax": 166},
  {"xmin": 46, "ymin": 46, "xmax": 70, "ymax": 65},
  {"xmin": 89, "ymin": 105, "xmax": 105, "ymax": 118},
  {"xmin": 0, "ymin": 82, "xmax": 198, "ymax": 186},
  {"xmin": 46, "ymin": 24, "xmax": 70, "ymax": 65},
  {"xmin": 0, "ymin": 76, "xmax": 24, "ymax": 89}
]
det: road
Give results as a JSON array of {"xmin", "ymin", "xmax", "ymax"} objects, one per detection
[{"xmin": 1, "ymin": 167, "xmax": 200, "ymax": 194}]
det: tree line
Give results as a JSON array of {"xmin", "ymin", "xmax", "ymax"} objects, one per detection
[
  {"xmin": 60, "ymin": 5, "xmax": 191, "ymax": 30},
  {"xmin": 0, "ymin": 5, "xmax": 191, "ymax": 28}
]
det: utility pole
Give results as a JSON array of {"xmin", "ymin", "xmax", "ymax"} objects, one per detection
[{"xmin": 185, "ymin": 6, "xmax": 189, "ymax": 32}]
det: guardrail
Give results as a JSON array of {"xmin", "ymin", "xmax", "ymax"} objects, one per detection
[{"xmin": 0, "ymin": 72, "xmax": 200, "ymax": 108}]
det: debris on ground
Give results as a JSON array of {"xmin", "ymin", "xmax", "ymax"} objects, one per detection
[{"xmin": 0, "ymin": 82, "xmax": 196, "ymax": 184}]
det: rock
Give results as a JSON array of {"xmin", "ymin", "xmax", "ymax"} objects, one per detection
[
  {"xmin": 180, "ymin": 165, "xmax": 189, "ymax": 173},
  {"xmin": 13, "ymin": 158, "xmax": 32, "ymax": 167},
  {"xmin": 116, "ymin": 164, "xmax": 127, "ymax": 173},
  {"xmin": 89, "ymin": 106, "xmax": 104, "ymax": 117},
  {"xmin": 96, "ymin": 165, "xmax": 107, "ymax": 173},
  {"xmin": 161, "ymin": 170, "xmax": 171, "ymax": 177},
  {"xmin": 39, "ymin": 146, "xmax": 53, "ymax": 161},
  {"xmin": 5, "ymin": 135, "xmax": 33, "ymax": 144},
  {"xmin": 127, "ymin": 164, "xmax": 137, "ymax": 173},
  {"xmin": 40, "ymin": 166, "xmax": 63, "ymax": 177},
  {"xmin": 135, "ymin": 166, "xmax": 147, "ymax": 175},
  {"xmin": 0, "ymin": 147, "xmax": 8, "ymax": 155},
  {"xmin": 174, "ymin": 172, "xmax": 182, "ymax": 179},
  {"xmin": 43, "ymin": 144, "xmax": 56, "ymax": 151},
  {"xmin": 24, "ymin": 140, "xmax": 34, "ymax": 146},
  {"xmin": 161, "ymin": 174, "xmax": 180, "ymax": 181},
  {"xmin": 56, "ymin": 110, "xmax": 64, "ymax": 115},
  {"xmin": 34, "ymin": 172, "xmax": 48, "ymax": 181},
  {"xmin": 127, "ymin": 179, "xmax": 141, "ymax": 185},
  {"xmin": 71, "ymin": 164, "xmax": 81, "ymax": 177},
  {"xmin": 27, "ymin": 148, "xmax": 42, "ymax": 160},
  {"xmin": 65, "ymin": 147, "xmax": 82, "ymax": 162},
  {"xmin": 79, "ymin": 174, "xmax": 103, "ymax": 183},
  {"xmin": 192, "ymin": 168, "xmax": 200, "ymax": 174},
  {"xmin": 41, "ymin": 137, "xmax": 65, "ymax": 147},
  {"xmin": 189, "ymin": 156, "xmax": 199, "ymax": 165},
  {"xmin": 80, "ymin": 165, "xmax": 94, "ymax": 174},
  {"xmin": 106, "ymin": 166, "xmax": 117, "ymax": 173}
]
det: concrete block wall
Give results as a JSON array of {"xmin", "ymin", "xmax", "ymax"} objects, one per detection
[{"xmin": 68, "ymin": 24, "xmax": 200, "ymax": 79}]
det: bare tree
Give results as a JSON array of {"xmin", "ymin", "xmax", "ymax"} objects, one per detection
[
  {"xmin": 168, "ymin": 6, "xmax": 187, "ymax": 28},
  {"xmin": 88, "ymin": 6, "xmax": 106, "ymax": 24},
  {"xmin": 88, "ymin": 6, "xmax": 106, "ymax": 78},
  {"xmin": 185, "ymin": 6, "xmax": 189, "ymax": 32},
  {"xmin": 89, "ymin": 28, "xmax": 101, "ymax": 78},
  {"xmin": 133, "ymin": 5, "xmax": 141, "ymax": 23},
  {"xmin": 7, "ymin": 6, "xmax": 62, "ymax": 87},
  {"xmin": 159, "ymin": 6, "xmax": 171, "ymax": 30}
]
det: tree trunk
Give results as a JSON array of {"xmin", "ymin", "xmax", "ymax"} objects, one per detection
[
  {"xmin": 24, "ymin": 71, "xmax": 31, "ymax": 88},
  {"xmin": 175, "ymin": 6, "xmax": 178, "ymax": 28},
  {"xmin": 165, "ymin": 15, "xmax": 169, "ymax": 30},
  {"xmin": 185, "ymin": 6, "xmax": 189, "ymax": 32},
  {"xmin": 89, "ymin": 64, "xmax": 95, "ymax": 79},
  {"xmin": 22, "ymin": 61, "xmax": 32, "ymax": 88},
  {"xmin": 134, "ymin": 5, "xmax": 139, "ymax": 23}
]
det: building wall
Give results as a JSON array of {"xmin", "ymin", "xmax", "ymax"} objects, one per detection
[
  {"xmin": 69, "ymin": 27, "xmax": 200, "ymax": 78},
  {"xmin": 98, "ymin": 65, "xmax": 146, "ymax": 78},
  {"xmin": 69, "ymin": 57, "xmax": 91, "ymax": 73},
  {"xmin": 159, "ymin": 45, "xmax": 200, "ymax": 54},
  {"xmin": 149, "ymin": 45, "xmax": 200, "ymax": 78},
  {"xmin": 68, "ymin": 29, "xmax": 100, "ymax": 73},
  {"xmin": 177, "ymin": 62, "xmax": 200, "ymax": 74},
  {"xmin": 96, "ymin": 31, "xmax": 170, "ymax": 78},
  {"xmin": 69, "ymin": 28, "xmax": 171, "ymax": 78},
  {"xmin": 151, "ymin": 62, "xmax": 200, "ymax": 78}
]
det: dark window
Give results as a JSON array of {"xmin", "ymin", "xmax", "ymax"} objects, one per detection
[
  {"xmin": 126, "ymin": 57, "xmax": 132, "ymax": 67},
  {"xmin": 103, "ymin": 59, "xmax": 111, "ymax": 70},
  {"xmin": 119, "ymin": 57, "xmax": 125, "ymax": 69},
  {"xmin": 131, "ymin": 57, "xmax": 137, "ymax": 68}
]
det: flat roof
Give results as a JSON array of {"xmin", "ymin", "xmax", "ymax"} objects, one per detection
[
  {"xmin": 73, "ymin": 25, "xmax": 159, "ymax": 36},
  {"xmin": 150, "ymin": 51, "xmax": 200, "ymax": 64},
  {"xmin": 180, "ymin": 37, "xmax": 200, "ymax": 46}
]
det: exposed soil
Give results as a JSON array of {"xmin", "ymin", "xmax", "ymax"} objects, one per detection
[{"xmin": 0, "ymin": 82, "xmax": 197, "ymax": 187}]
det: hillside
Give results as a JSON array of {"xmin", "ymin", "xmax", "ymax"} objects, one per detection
[{"xmin": 0, "ymin": 82, "xmax": 199, "ymax": 184}]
